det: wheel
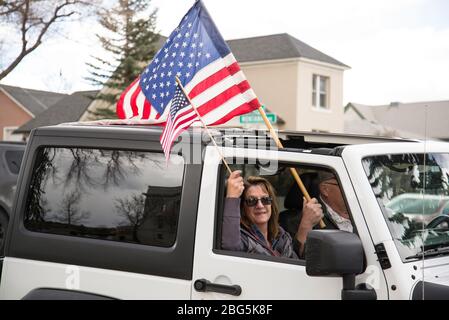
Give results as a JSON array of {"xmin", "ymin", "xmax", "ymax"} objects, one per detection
[{"xmin": 0, "ymin": 208, "xmax": 9, "ymax": 254}]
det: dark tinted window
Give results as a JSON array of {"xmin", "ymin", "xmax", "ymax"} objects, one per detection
[
  {"xmin": 5, "ymin": 150, "xmax": 24, "ymax": 174},
  {"xmin": 24, "ymin": 147, "xmax": 184, "ymax": 247}
]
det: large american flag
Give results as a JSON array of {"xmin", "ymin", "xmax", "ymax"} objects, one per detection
[
  {"xmin": 160, "ymin": 83, "xmax": 197, "ymax": 161},
  {"xmin": 116, "ymin": 0, "xmax": 260, "ymax": 127}
]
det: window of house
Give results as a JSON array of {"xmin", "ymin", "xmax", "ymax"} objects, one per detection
[
  {"xmin": 24, "ymin": 147, "xmax": 184, "ymax": 247},
  {"xmin": 216, "ymin": 163, "xmax": 353, "ymax": 262},
  {"xmin": 312, "ymin": 74, "xmax": 329, "ymax": 109}
]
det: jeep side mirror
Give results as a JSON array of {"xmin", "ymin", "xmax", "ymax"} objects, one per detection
[{"xmin": 305, "ymin": 230, "xmax": 376, "ymax": 300}]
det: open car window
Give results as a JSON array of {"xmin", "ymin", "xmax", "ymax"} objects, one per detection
[{"xmin": 215, "ymin": 162, "xmax": 354, "ymax": 262}]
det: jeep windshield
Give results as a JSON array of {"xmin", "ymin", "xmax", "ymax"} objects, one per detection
[{"xmin": 362, "ymin": 153, "xmax": 449, "ymax": 262}]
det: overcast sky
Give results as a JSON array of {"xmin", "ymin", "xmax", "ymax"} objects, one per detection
[{"xmin": 1, "ymin": 0, "xmax": 448, "ymax": 105}]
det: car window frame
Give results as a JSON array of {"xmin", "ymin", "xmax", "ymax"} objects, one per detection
[{"xmin": 213, "ymin": 156, "xmax": 358, "ymax": 266}]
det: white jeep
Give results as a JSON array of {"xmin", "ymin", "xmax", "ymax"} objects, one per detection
[{"xmin": 1, "ymin": 124, "xmax": 448, "ymax": 299}]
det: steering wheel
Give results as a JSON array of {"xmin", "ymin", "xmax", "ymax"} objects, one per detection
[{"xmin": 427, "ymin": 215, "xmax": 449, "ymax": 229}]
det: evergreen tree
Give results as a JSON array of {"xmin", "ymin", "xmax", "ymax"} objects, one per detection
[{"xmin": 86, "ymin": 0, "xmax": 159, "ymax": 119}]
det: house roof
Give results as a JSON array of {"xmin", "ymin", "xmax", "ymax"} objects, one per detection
[
  {"xmin": 227, "ymin": 33, "xmax": 349, "ymax": 67},
  {"xmin": 158, "ymin": 33, "xmax": 348, "ymax": 67},
  {"xmin": 15, "ymin": 90, "xmax": 99, "ymax": 133},
  {"xmin": 344, "ymin": 103, "xmax": 377, "ymax": 122},
  {"xmin": 344, "ymin": 117, "xmax": 424, "ymax": 139},
  {"xmin": 0, "ymin": 84, "xmax": 68, "ymax": 116},
  {"xmin": 345, "ymin": 100, "xmax": 449, "ymax": 140}
]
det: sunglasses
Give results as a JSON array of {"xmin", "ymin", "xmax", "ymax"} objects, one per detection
[{"xmin": 244, "ymin": 196, "xmax": 273, "ymax": 207}]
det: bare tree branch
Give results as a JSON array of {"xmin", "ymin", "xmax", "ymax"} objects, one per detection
[
  {"xmin": 0, "ymin": 0, "xmax": 24, "ymax": 16},
  {"xmin": 0, "ymin": 0, "xmax": 93, "ymax": 80}
]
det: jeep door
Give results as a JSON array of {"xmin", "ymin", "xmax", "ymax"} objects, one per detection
[{"xmin": 191, "ymin": 146, "xmax": 389, "ymax": 299}]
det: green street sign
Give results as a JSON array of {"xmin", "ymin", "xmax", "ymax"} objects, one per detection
[{"xmin": 239, "ymin": 113, "xmax": 277, "ymax": 124}]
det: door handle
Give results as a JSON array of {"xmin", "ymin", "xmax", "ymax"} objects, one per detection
[{"xmin": 194, "ymin": 278, "xmax": 242, "ymax": 296}]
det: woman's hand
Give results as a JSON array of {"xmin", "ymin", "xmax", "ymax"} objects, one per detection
[{"xmin": 226, "ymin": 170, "xmax": 244, "ymax": 198}]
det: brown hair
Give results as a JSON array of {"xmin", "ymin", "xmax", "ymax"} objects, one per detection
[{"xmin": 240, "ymin": 176, "xmax": 280, "ymax": 242}]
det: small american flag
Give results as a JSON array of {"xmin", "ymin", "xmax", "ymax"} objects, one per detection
[
  {"xmin": 116, "ymin": 0, "xmax": 260, "ymax": 126},
  {"xmin": 160, "ymin": 83, "xmax": 198, "ymax": 161}
]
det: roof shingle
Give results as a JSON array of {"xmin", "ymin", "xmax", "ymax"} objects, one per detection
[
  {"xmin": 15, "ymin": 90, "xmax": 98, "ymax": 133},
  {"xmin": 1, "ymin": 84, "xmax": 68, "ymax": 116},
  {"xmin": 227, "ymin": 33, "xmax": 349, "ymax": 67},
  {"xmin": 159, "ymin": 33, "xmax": 348, "ymax": 67}
]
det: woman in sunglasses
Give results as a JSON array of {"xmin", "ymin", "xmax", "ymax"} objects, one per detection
[{"xmin": 221, "ymin": 170, "xmax": 305, "ymax": 258}]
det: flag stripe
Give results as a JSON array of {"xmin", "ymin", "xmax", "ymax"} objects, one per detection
[
  {"xmin": 165, "ymin": 115, "xmax": 198, "ymax": 148},
  {"xmin": 117, "ymin": 77, "xmax": 139, "ymax": 118},
  {"xmin": 191, "ymin": 71, "xmax": 248, "ymax": 109},
  {"xmin": 162, "ymin": 117, "xmax": 174, "ymax": 161},
  {"xmin": 162, "ymin": 116, "xmax": 197, "ymax": 155},
  {"xmin": 116, "ymin": 93, "xmax": 126, "ymax": 119},
  {"xmin": 142, "ymin": 99, "xmax": 151, "ymax": 119},
  {"xmin": 122, "ymin": 79, "xmax": 140, "ymax": 118},
  {"xmin": 162, "ymin": 112, "xmax": 197, "ymax": 149},
  {"xmin": 130, "ymin": 85, "xmax": 141, "ymax": 117},
  {"xmin": 160, "ymin": 108, "xmax": 176, "ymax": 143},
  {"xmin": 208, "ymin": 98, "xmax": 261, "ymax": 126},
  {"xmin": 196, "ymin": 81, "xmax": 248, "ymax": 116},
  {"xmin": 136, "ymin": 90, "xmax": 146, "ymax": 118},
  {"xmin": 161, "ymin": 104, "xmax": 196, "ymax": 144},
  {"xmin": 188, "ymin": 61, "xmax": 240, "ymax": 100},
  {"xmin": 183, "ymin": 53, "xmax": 236, "ymax": 92},
  {"xmin": 201, "ymin": 89, "xmax": 258, "ymax": 124},
  {"xmin": 161, "ymin": 106, "xmax": 195, "ymax": 144},
  {"xmin": 164, "ymin": 113, "xmax": 198, "ymax": 148}
]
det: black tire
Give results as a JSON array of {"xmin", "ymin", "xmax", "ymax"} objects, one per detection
[{"xmin": 0, "ymin": 208, "xmax": 9, "ymax": 255}]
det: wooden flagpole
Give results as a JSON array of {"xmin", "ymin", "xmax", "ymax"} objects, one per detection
[
  {"xmin": 174, "ymin": 77, "xmax": 232, "ymax": 175},
  {"xmin": 258, "ymin": 106, "xmax": 326, "ymax": 228}
]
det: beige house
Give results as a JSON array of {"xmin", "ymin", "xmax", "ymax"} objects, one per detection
[
  {"xmin": 82, "ymin": 33, "xmax": 349, "ymax": 132},
  {"xmin": 227, "ymin": 34, "xmax": 348, "ymax": 132}
]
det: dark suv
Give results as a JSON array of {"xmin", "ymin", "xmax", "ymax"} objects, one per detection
[{"xmin": 0, "ymin": 141, "xmax": 25, "ymax": 252}]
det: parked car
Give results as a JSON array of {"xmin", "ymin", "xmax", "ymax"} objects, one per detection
[
  {"xmin": 385, "ymin": 193, "xmax": 449, "ymax": 226},
  {"xmin": 0, "ymin": 141, "xmax": 25, "ymax": 253},
  {"xmin": 1, "ymin": 124, "xmax": 449, "ymax": 300}
]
